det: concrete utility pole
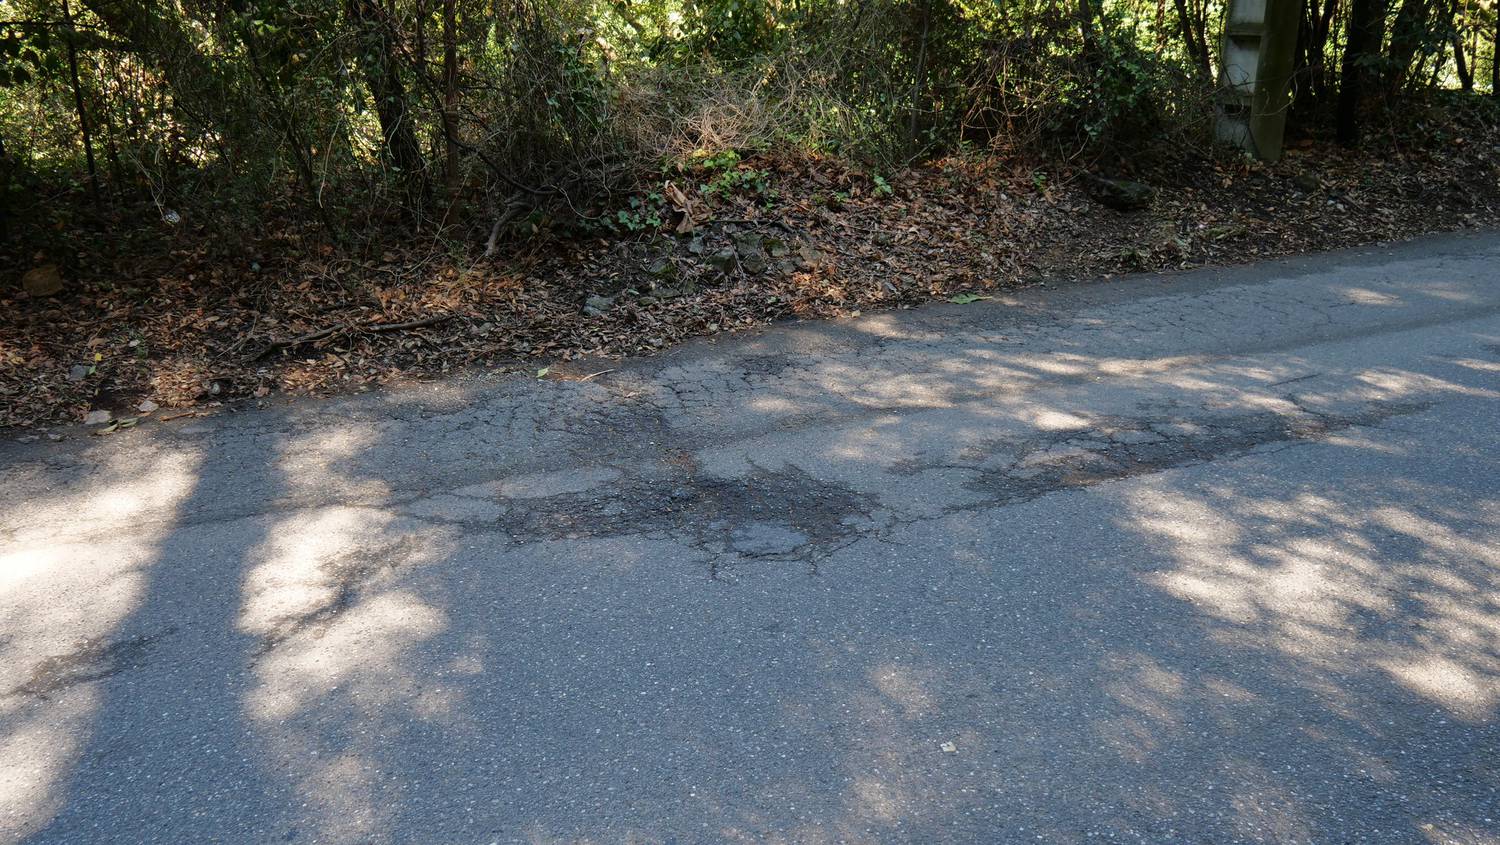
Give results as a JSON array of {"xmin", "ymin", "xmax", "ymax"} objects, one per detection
[{"xmin": 1216, "ymin": 0, "xmax": 1301, "ymax": 161}]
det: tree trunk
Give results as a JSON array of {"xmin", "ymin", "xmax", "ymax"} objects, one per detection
[
  {"xmin": 1077, "ymin": 0, "xmax": 1100, "ymax": 66},
  {"xmin": 62, "ymin": 0, "xmax": 100, "ymax": 205},
  {"xmin": 1296, "ymin": 0, "xmax": 1340, "ymax": 106},
  {"xmin": 1313, "ymin": 0, "xmax": 1339, "ymax": 100},
  {"xmin": 1174, "ymin": 0, "xmax": 1212, "ymax": 81},
  {"xmin": 1450, "ymin": 0, "xmax": 1473, "ymax": 90},
  {"xmin": 907, "ymin": 0, "xmax": 932, "ymax": 152},
  {"xmin": 1387, "ymin": 0, "xmax": 1433, "ymax": 91},
  {"xmin": 442, "ymin": 0, "xmax": 460, "ymax": 195},
  {"xmin": 347, "ymin": 0, "xmax": 426, "ymax": 208},
  {"xmin": 0, "ymin": 131, "xmax": 11, "ymax": 242},
  {"xmin": 79, "ymin": 0, "xmax": 241, "ymax": 146},
  {"xmin": 241, "ymin": 28, "xmax": 340, "ymax": 236},
  {"xmin": 1337, "ymin": 0, "xmax": 1387, "ymax": 146}
]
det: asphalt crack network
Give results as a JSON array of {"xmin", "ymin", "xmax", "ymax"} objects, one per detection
[
  {"xmin": 8, "ymin": 627, "xmax": 178, "ymax": 700},
  {"xmin": 251, "ymin": 534, "xmax": 427, "ymax": 659},
  {"xmin": 959, "ymin": 399, "xmax": 1432, "ymax": 510},
  {"xmin": 492, "ymin": 463, "xmax": 887, "ymax": 576}
]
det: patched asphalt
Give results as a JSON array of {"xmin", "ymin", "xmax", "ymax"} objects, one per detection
[{"xmin": 3, "ymin": 230, "xmax": 1499, "ymax": 844}]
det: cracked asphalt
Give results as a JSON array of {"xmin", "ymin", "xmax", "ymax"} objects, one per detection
[{"xmin": 3, "ymin": 230, "xmax": 1500, "ymax": 844}]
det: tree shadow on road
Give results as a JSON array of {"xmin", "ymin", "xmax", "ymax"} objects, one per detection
[{"xmin": 1, "ymin": 312, "xmax": 1498, "ymax": 844}]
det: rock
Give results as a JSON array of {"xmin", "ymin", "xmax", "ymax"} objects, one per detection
[
  {"xmin": 764, "ymin": 237, "xmax": 791, "ymax": 258},
  {"xmin": 731, "ymin": 232, "xmax": 763, "ymax": 255},
  {"xmin": 647, "ymin": 256, "xmax": 677, "ymax": 280},
  {"xmin": 67, "ymin": 364, "xmax": 90, "ymax": 382},
  {"xmin": 1292, "ymin": 172, "xmax": 1321, "ymax": 191},
  {"xmin": 686, "ymin": 235, "xmax": 707, "ymax": 256},
  {"xmin": 22, "ymin": 264, "xmax": 64, "ymax": 297},
  {"xmin": 1086, "ymin": 176, "xmax": 1154, "ymax": 211},
  {"xmin": 652, "ymin": 273, "xmax": 697, "ymax": 299},
  {"xmin": 797, "ymin": 244, "xmax": 825, "ymax": 270},
  {"xmin": 137, "ymin": 399, "xmax": 159, "ymax": 413},
  {"xmin": 733, "ymin": 232, "xmax": 768, "ymax": 274},
  {"xmin": 707, "ymin": 247, "xmax": 738, "ymax": 274},
  {"xmin": 83, "ymin": 409, "xmax": 112, "ymax": 426},
  {"xmin": 741, "ymin": 250, "xmax": 768, "ymax": 274},
  {"xmin": 668, "ymin": 280, "xmax": 698, "ymax": 299},
  {"xmin": 582, "ymin": 294, "xmax": 614, "ymax": 317}
]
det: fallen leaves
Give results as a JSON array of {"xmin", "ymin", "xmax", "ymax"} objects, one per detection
[{"xmin": 2, "ymin": 108, "xmax": 1498, "ymax": 430}]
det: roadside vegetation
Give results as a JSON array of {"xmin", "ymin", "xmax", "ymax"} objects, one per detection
[{"xmin": 1, "ymin": 0, "xmax": 1498, "ymax": 429}]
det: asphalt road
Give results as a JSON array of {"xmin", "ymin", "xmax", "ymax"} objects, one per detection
[{"xmin": 3, "ymin": 230, "xmax": 1499, "ymax": 844}]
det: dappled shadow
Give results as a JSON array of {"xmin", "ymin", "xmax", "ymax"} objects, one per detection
[
  {"xmin": 2, "ymin": 249, "xmax": 1499, "ymax": 843},
  {"xmin": 0, "ymin": 445, "xmax": 204, "ymax": 840}
]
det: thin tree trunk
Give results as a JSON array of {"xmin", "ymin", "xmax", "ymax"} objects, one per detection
[
  {"xmin": 1307, "ymin": 0, "xmax": 1339, "ymax": 102},
  {"xmin": 62, "ymin": 0, "xmax": 100, "ymax": 205},
  {"xmin": 1294, "ymin": 0, "xmax": 1314, "ymax": 104},
  {"xmin": 1174, "ymin": 0, "xmax": 1211, "ymax": 81},
  {"xmin": 1452, "ymin": 10, "xmax": 1474, "ymax": 89},
  {"xmin": 242, "ymin": 29, "xmax": 339, "ymax": 236},
  {"xmin": 93, "ymin": 55, "xmax": 126, "ymax": 198},
  {"xmin": 80, "ymin": 0, "xmax": 241, "ymax": 149},
  {"xmin": 1387, "ymin": 0, "xmax": 1433, "ymax": 91},
  {"xmin": 442, "ymin": 0, "xmax": 460, "ymax": 195},
  {"xmin": 1493, "ymin": 4, "xmax": 1499, "ymax": 96},
  {"xmin": 1338, "ymin": 0, "xmax": 1386, "ymax": 145},
  {"xmin": 0, "ymin": 131, "xmax": 11, "ymax": 242},
  {"xmin": 348, "ymin": 0, "xmax": 426, "ymax": 208},
  {"xmin": 907, "ymin": 0, "xmax": 932, "ymax": 153},
  {"xmin": 1077, "ymin": 0, "xmax": 1100, "ymax": 66}
]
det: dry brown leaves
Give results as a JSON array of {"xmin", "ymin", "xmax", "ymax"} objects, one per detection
[{"xmin": 2, "ymin": 119, "xmax": 1497, "ymax": 431}]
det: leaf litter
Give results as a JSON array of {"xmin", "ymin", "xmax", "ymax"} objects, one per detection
[{"xmin": 2, "ymin": 121, "xmax": 1497, "ymax": 431}]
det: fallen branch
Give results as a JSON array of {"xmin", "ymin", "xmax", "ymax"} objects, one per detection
[
  {"xmin": 485, "ymin": 195, "xmax": 529, "ymax": 257},
  {"xmin": 705, "ymin": 218, "xmax": 800, "ymax": 231},
  {"xmin": 250, "ymin": 314, "xmax": 453, "ymax": 361},
  {"xmin": 366, "ymin": 315, "xmax": 454, "ymax": 333}
]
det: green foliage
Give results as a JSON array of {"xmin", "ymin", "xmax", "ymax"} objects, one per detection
[
  {"xmin": 0, "ymin": 25, "xmax": 51, "ymax": 88},
  {"xmin": 1073, "ymin": 15, "xmax": 1200, "ymax": 147},
  {"xmin": 1, "ymin": 0, "xmax": 1494, "ymax": 240},
  {"xmin": 613, "ymin": 191, "xmax": 666, "ymax": 231},
  {"xmin": 698, "ymin": 164, "xmax": 771, "ymax": 200},
  {"xmin": 675, "ymin": 0, "xmax": 781, "ymax": 60},
  {"xmin": 602, "ymin": 148, "xmax": 775, "ymax": 234}
]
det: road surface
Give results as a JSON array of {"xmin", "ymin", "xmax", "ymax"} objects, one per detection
[{"xmin": 3, "ymin": 230, "xmax": 1499, "ymax": 844}]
